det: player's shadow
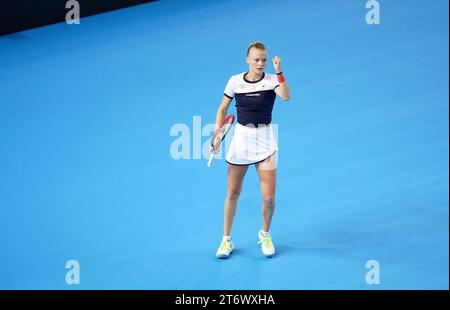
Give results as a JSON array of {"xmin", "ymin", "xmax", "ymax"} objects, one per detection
[
  {"xmin": 274, "ymin": 244, "xmax": 298, "ymax": 256},
  {"xmin": 231, "ymin": 248, "xmax": 244, "ymax": 256},
  {"xmin": 275, "ymin": 242, "xmax": 345, "ymax": 257}
]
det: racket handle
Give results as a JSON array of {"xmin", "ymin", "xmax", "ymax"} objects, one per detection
[{"xmin": 207, "ymin": 154, "xmax": 214, "ymax": 167}]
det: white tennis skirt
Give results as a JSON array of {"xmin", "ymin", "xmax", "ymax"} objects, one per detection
[{"xmin": 226, "ymin": 123, "xmax": 278, "ymax": 166}]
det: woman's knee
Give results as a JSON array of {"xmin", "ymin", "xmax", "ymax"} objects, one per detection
[
  {"xmin": 263, "ymin": 195, "xmax": 275, "ymax": 206},
  {"xmin": 227, "ymin": 188, "xmax": 242, "ymax": 200}
]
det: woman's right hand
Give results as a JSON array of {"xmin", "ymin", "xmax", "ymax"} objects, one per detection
[{"xmin": 209, "ymin": 144, "xmax": 221, "ymax": 154}]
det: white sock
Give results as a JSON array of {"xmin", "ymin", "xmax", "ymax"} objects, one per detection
[
  {"xmin": 261, "ymin": 229, "xmax": 269, "ymax": 237},
  {"xmin": 222, "ymin": 235, "xmax": 231, "ymax": 241}
]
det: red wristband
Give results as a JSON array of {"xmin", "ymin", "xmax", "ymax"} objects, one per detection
[{"xmin": 277, "ymin": 73, "xmax": 285, "ymax": 83}]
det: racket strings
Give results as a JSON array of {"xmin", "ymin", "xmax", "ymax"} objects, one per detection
[
  {"xmin": 210, "ymin": 114, "xmax": 235, "ymax": 151},
  {"xmin": 212, "ymin": 121, "xmax": 232, "ymax": 149}
]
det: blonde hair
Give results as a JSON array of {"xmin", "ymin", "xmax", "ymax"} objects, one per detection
[{"xmin": 246, "ymin": 42, "xmax": 266, "ymax": 56}]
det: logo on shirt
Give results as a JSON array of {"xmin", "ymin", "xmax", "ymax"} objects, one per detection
[
  {"xmin": 239, "ymin": 84, "xmax": 259, "ymax": 92},
  {"xmin": 245, "ymin": 93, "xmax": 260, "ymax": 97}
]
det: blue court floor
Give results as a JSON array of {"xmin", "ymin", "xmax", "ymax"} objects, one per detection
[{"xmin": 0, "ymin": 0, "xmax": 448, "ymax": 289}]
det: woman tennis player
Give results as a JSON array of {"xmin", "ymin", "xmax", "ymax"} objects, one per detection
[{"xmin": 211, "ymin": 42, "xmax": 290, "ymax": 258}]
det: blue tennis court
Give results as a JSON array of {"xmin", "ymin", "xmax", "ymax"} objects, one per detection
[{"xmin": 0, "ymin": 0, "xmax": 448, "ymax": 289}]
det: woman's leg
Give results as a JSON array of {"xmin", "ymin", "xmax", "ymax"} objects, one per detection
[
  {"xmin": 255, "ymin": 152, "xmax": 277, "ymax": 232},
  {"xmin": 223, "ymin": 164, "xmax": 249, "ymax": 236}
]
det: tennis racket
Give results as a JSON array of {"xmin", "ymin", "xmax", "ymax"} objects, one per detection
[{"xmin": 207, "ymin": 114, "xmax": 235, "ymax": 167}]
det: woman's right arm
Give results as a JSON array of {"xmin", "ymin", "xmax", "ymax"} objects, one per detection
[
  {"xmin": 214, "ymin": 95, "xmax": 233, "ymax": 129},
  {"xmin": 209, "ymin": 95, "xmax": 233, "ymax": 154}
]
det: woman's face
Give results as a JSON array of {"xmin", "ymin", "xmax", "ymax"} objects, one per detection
[{"xmin": 246, "ymin": 48, "xmax": 267, "ymax": 74}]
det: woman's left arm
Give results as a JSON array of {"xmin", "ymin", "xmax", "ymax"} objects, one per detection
[{"xmin": 272, "ymin": 56, "xmax": 290, "ymax": 101}]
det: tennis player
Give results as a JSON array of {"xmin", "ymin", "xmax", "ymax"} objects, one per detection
[{"xmin": 212, "ymin": 42, "xmax": 291, "ymax": 258}]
